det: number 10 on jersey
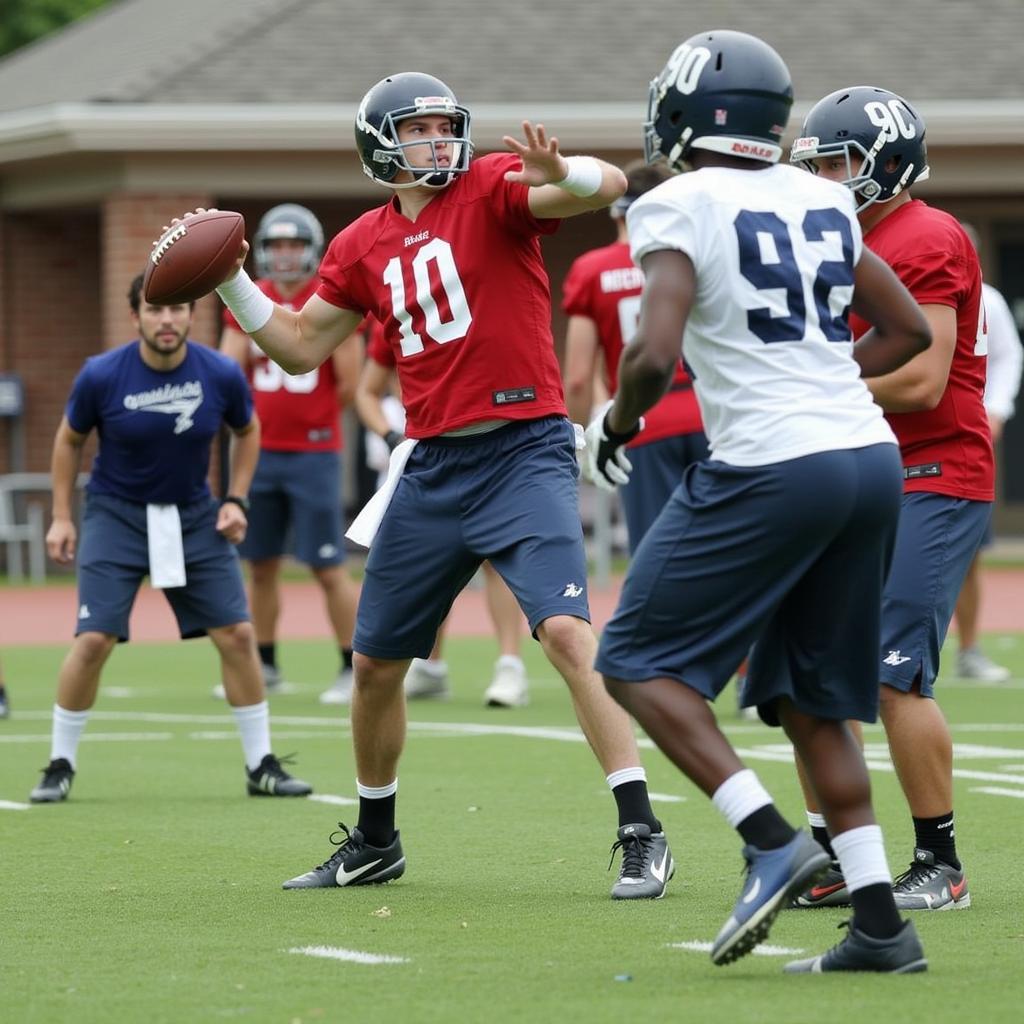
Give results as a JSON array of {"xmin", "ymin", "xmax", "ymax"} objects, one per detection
[{"xmin": 383, "ymin": 238, "xmax": 474, "ymax": 357}]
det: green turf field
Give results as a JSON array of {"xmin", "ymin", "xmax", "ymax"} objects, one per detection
[{"xmin": 2, "ymin": 634, "xmax": 1022, "ymax": 1023}]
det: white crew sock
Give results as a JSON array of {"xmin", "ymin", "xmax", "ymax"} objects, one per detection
[
  {"xmin": 831, "ymin": 824, "xmax": 892, "ymax": 892},
  {"xmin": 356, "ymin": 779, "xmax": 398, "ymax": 799},
  {"xmin": 495, "ymin": 655, "xmax": 525, "ymax": 674},
  {"xmin": 806, "ymin": 810, "xmax": 827, "ymax": 830},
  {"xmin": 711, "ymin": 768, "xmax": 773, "ymax": 829},
  {"xmin": 606, "ymin": 766, "xmax": 647, "ymax": 790},
  {"xmin": 51, "ymin": 704, "xmax": 89, "ymax": 767},
  {"xmin": 231, "ymin": 700, "xmax": 271, "ymax": 771}
]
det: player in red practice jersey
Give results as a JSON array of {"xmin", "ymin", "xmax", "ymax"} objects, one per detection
[
  {"xmin": 213, "ymin": 72, "xmax": 672, "ymax": 898},
  {"xmin": 216, "ymin": 204, "xmax": 363, "ymax": 706},
  {"xmin": 790, "ymin": 87, "xmax": 992, "ymax": 912},
  {"xmin": 563, "ymin": 160, "xmax": 708, "ymax": 553}
]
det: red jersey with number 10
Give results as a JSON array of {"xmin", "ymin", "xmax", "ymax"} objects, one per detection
[
  {"xmin": 223, "ymin": 277, "xmax": 342, "ymax": 452},
  {"xmin": 562, "ymin": 241, "xmax": 703, "ymax": 446},
  {"xmin": 317, "ymin": 153, "xmax": 567, "ymax": 438},
  {"xmin": 848, "ymin": 200, "xmax": 992, "ymax": 501}
]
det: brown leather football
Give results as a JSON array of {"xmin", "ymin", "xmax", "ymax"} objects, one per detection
[{"xmin": 143, "ymin": 210, "xmax": 245, "ymax": 305}]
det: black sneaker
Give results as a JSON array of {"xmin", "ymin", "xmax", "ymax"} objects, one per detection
[
  {"xmin": 30, "ymin": 758, "xmax": 74, "ymax": 803},
  {"xmin": 609, "ymin": 823, "xmax": 675, "ymax": 899},
  {"xmin": 0, "ymin": 686, "xmax": 8, "ymax": 719},
  {"xmin": 790, "ymin": 860, "xmax": 851, "ymax": 908},
  {"xmin": 784, "ymin": 920, "xmax": 927, "ymax": 973},
  {"xmin": 282, "ymin": 823, "xmax": 406, "ymax": 889},
  {"xmin": 245, "ymin": 753, "xmax": 313, "ymax": 797}
]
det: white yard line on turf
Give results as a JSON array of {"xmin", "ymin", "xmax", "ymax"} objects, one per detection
[
  {"xmin": 308, "ymin": 794, "xmax": 358, "ymax": 807},
  {"xmin": 668, "ymin": 941, "xmax": 804, "ymax": 957},
  {"xmin": 287, "ymin": 946, "xmax": 408, "ymax": 965},
  {"xmin": 0, "ymin": 732, "xmax": 173, "ymax": 744},
  {"xmin": 0, "ymin": 800, "xmax": 31, "ymax": 810},
  {"xmin": 971, "ymin": 787, "xmax": 1024, "ymax": 799}
]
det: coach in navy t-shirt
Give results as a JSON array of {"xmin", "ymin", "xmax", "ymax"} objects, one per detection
[{"xmin": 28, "ymin": 274, "xmax": 313, "ymax": 806}]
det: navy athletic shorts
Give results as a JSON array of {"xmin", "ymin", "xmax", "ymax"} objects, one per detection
[
  {"xmin": 879, "ymin": 492, "xmax": 992, "ymax": 697},
  {"xmin": 75, "ymin": 492, "xmax": 249, "ymax": 641},
  {"xmin": 239, "ymin": 449, "xmax": 345, "ymax": 567},
  {"xmin": 354, "ymin": 416, "xmax": 589, "ymax": 660},
  {"xmin": 597, "ymin": 443, "xmax": 903, "ymax": 724},
  {"xmin": 620, "ymin": 430, "xmax": 709, "ymax": 553}
]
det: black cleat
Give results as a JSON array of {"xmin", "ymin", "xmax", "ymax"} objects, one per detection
[
  {"xmin": 30, "ymin": 758, "xmax": 74, "ymax": 803},
  {"xmin": 283, "ymin": 823, "xmax": 406, "ymax": 889},
  {"xmin": 246, "ymin": 753, "xmax": 312, "ymax": 797},
  {"xmin": 790, "ymin": 860, "xmax": 851, "ymax": 908},
  {"xmin": 784, "ymin": 920, "xmax": 928, "ymax": 973}
]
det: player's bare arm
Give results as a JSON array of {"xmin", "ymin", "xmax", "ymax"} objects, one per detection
[
  {"xmin": 354, "ymin": 358, "xmax": 399, "ymax": 441},
  {"xmin": 217, "ymin": 417, "xmax": 260, "ymax": 545},
  {"xmin": 564, "ymin": 315, "xmax": 601, "ymax": 425},
  {"xmin": 503, "ymin": 121, "xmax": 627, "ymax": 219},
  {"xmin": 332, "ymin": 325, "xmax": 365, "ymax": 407},
  {"xmin": 607, "ymin": 250, "xmax": 695, "ymax": 434},
  {"xmin": 47, "ymin": 417, "xmax": 87, "ymax": 564},
  {"xmin": 864, "ymin": 304, "xmax": 956, "ymax": 412},
  {"xmin": 849, "ymin": 249, "xmax": 932, "ymax": 382}
]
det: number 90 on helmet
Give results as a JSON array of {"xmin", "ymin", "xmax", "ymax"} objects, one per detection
[
  {"xmin": 355, "ymin": 72, "xmax": 474, "ymax": 191},
  {"xmin": 644, "ymin": 29, "xmax": 793, "ymax": 171}
]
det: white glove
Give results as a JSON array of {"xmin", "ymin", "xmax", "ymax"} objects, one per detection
[{"xmin": 582, "ymin": 400, "xmax": 643, "ymax": 492}]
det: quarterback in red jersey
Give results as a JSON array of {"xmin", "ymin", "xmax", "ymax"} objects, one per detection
[
  {"xmin": 790, "ymin": 87, "xmax": 992, "ymax": 912},
  {"xmin": 217, "ymin": 204, "xmax": 363, "ymax": 706},
  {"xmin": 563, "ymin": 161, "xmax": 708, "ymax": 552},
  {"xmin": 214, "ymin": 72, "xmax": 672, "ymax": 899}
]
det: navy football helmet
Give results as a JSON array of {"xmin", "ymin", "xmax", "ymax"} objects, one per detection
[
  {"xmin": 790, "ymin": 86, "xmax": 929, "ymax": 211},
  {"xmin": 644, "ymin": 30, "xmax": 793, "ymax": 170},
  {"xmin": 252, "ymin": 204, "xmax": 324, "ymax": 282},
  {"xmin": 355, "ymin": 72, "xmax": 473, "ymax": 190}
]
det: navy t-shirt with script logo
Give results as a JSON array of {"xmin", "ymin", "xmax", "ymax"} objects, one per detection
[{"xmin": 66, "ymin": 340, "xmax": 253, "ymax": 505}]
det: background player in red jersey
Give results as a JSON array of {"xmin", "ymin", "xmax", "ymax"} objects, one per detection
[
  {"xmin": 563, "ymin": 160, "xmax": 708, "ymax": 553},
  {"xmin": 791, "ymin": 87, "xmax": 992, "ymax": 911},
  {"xmin": 359, "ymin": 319, "xmax": 531, "ymax": 708},
  {"xmin": 214, "ymin": 72, "xmax": 673, "ymax": 899},
  {"xmin": 214, "ymin": 204, "xmax": 363, "ymax": 706}
]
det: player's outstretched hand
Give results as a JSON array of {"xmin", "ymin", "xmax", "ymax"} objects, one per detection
[
  {"xmin": 582, "ymin": 400, "xmax": 644, "ymax": 492},
  {"xmin": 216, "ymin": 501, "xmax": 247, "ymax": 545},
  {"xmin": 502, "ymin": 121, "xmax": 569, "ymax": 187},
  {"xmin": 46, "ymin": 518, "xmax": 77, "ymax": 564}
]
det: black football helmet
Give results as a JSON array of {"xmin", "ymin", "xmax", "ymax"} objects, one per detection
[
  {"xmin": 644, "ymin": 30, "xmax": 793, "ymax": 170},
  {"xmin": 790, "ymin": 86, "xmax": 929, "ymax": 211},
  {"xmin": 252, "ymin": 204, "xmax": 324, "ymax": 282},
  {"xmin": 355, "ymin": 72, "xmax": 473, "ymax": 191}
]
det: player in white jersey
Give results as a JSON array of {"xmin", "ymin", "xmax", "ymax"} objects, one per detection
[{"xmin": 586, "ymin": 30, "xmax": 932, "ymax": 973}]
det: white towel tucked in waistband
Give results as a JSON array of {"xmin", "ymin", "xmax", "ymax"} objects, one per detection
[
  {"xmin": 345, "ymin": 438, "xmax": 419, "ymax": 549},
  {"xmin": 146, "ymin": 503, "xmax": 186, "ymax": 589}
]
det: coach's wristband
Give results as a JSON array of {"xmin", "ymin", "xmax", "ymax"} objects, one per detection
[
  {"xmin": 555, "ymin": 156, "xmax": 604, "ymax": 198},
  {"xmin": 221, "ymin": 494, "xmax": 250, "ymax": 514},
  {"xmin": 215, "ymin": 269, "xmax": 274, "ymax": 335}
]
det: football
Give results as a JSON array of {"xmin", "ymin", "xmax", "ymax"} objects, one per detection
[{"xmin": 143, "ymin": 210, "xmax": 245, "ymax": 305}]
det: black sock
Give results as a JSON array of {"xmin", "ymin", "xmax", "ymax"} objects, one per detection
[
  {"xmin": 341, "ymin": 647, "xmax": 354, "ymax": 672},
  {"xmin": 811, "ymin": 824, "xmax": 837, "ymax": 861},
  {"xmin": 257, "ymin": 643, "xmax": 277, "ymax": 669},
  {"xmin": 737, "ymin": 804, "xmax": 796, "ymax": 850},
  {"xmin": 611, "ymin": 781, "xmax": 660, "ymax": 832},
  {"xmin": 357, "ymin": 794, "xmax": 396, "ymax": 848},
  {"xmin": 850, "ymin": 882, "xmax": 904, "ymax": 939},
  {"xmin": 912, "ymin": 812, "xmax": 959, "ymax": 869}
]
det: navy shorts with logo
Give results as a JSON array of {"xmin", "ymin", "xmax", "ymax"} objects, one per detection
[
  {"xmin": 879, "ymin": 492, "xmax": 992, "ymax": 697},
  {"xmin": 354, "ymin": 416, "xmax": 589, "ymax": 660},
  {"xmin": 620, "ymin": 430, "xmax": 709, "ymax": 553},
  {"xmin": 597, "ymin": 443, "xmax": 903, "ymax": 724},
  {"xmin": 240, "ymin": 449, "xmax": 345, "ymax": 567},
  {"xmin": 75, "ymin": 492, "xmax": 250, "ymax": 641}
]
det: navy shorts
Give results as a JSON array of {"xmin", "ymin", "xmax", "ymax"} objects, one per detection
[
  {"xmin": 239, "ymin": 449, "xmax": 345, "ymax": 567},
  {"xmin": 597, "ymin": 444, "xmax": 903, "ymax": 723},
  {"xmin": 620, "ymin": 430, "xmax": 709, "ymax": 553},
  {"xmin": 75, "ymin": 492, "xmax": 250, "ymax": 641},
  {"xmin": 354, "ymin": 417, "xmax": 590, "ymax": 660},
  {"xmin": 879, "ymin": 492, "xmax": 992, "ymax": 697}
]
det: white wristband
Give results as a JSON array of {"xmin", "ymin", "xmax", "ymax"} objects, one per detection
[
  {"xmin": 215, "ymin": 269, "xmax": 274, "ymax": 335},
  {"xmin": 555, "ymin": 156, "xmax": 603, "ymax": 198}
]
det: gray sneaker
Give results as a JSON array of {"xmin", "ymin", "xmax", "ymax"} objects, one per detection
[
  {"xmin": 609, "ymin": 823, "xmax": 675, "ymax": 899},
  {"xmin": 30, "ymin": 758, "xmax": 75, "ymax": 803},
  {"xmin": 404, "ymin": 659, "xmax": 451, "ymax": 700},
  {"xmin": 784, "ymin": 920, "xmax": 927, "ymax": 973},
  {"xmin": 957, "ymin": 646, "xmax": 1010, "ymax": 682},
  {"xmin": 319, "ymin": 669, "xmax": 355, "ymax": 706},
  {"xmin": 892, "ymin": 848, "xmax": 970, "ymax": 910}
]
